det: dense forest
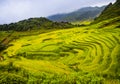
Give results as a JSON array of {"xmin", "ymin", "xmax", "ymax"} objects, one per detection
[{"xmin": 0, "ymin": 17, "xmax": 74, "ymax": 31}]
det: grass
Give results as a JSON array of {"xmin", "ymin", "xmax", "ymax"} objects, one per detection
[
  {"xmin": 72, "ymin": 20, "xmax": 92, "ymax": 25},
  {"xmin": 0, "ymin": 17, "xmax": 120, "ymax": 84}
]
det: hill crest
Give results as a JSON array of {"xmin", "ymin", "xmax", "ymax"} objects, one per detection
[
  {"xmin": 0, "ymin": 17, "xmax": 74, "ymax": 31},
  {"xmin": 94, "ymin": 0, "xmax": 120, "ymax": 23},
  {"xmin": 48, "ymin": 6, "xmax": 106, "ymax": 22}
]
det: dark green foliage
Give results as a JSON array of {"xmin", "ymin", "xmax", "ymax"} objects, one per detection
[
  {"xmin": 0, "ymin": 43, "xmax": 6, "ymax": 51},
  {"xmin": 0, "ymin": 61, "xmax": 104, "ymax": 84},
  {"xmin": 0, "ymin": 73, "xmax": 27, "ymax": 84},
  {"xmin": 0, "ymin": 62, "xmax": 27, "ymax": 84},
  {"xmin": 0, "ymin": 17, "xmax": 74, "ymax": 31},
  {"xmin": 94, "ymin": 0, "xmax": 120, "ymax": 23}
]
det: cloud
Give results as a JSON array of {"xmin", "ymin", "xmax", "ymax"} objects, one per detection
[
  {"xmin": 0, "ymin": 0, "xmax": 116, "ymax": 24},
  {"xmin": 0, "ymin": 0, "xmax": 32, "ymax": 23}
]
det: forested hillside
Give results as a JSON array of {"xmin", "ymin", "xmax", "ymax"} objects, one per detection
[
  {"xmin": 0, "ymin": 0, "xmax": 120, "ymax": 84},
  {"xmin": 0, "ymin": 17, "xmax": 74, "ymax": 31},
  {"xmin": 94, "ymin": 0, "xmax": 120, "ymax": 23}
]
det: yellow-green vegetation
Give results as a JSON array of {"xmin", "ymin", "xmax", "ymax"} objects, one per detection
[
  {"xmin": 72, "ymin": 20, "xmax": 93, "ymax": 25},
  {"xmin": 0, "ymin": 16, "xmax": 120, "ymax": 83}
]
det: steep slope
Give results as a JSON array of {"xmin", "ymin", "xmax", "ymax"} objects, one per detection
[
  {"xmin": 0, "ymin": 0, "xmax": 120, "ymax": 84},
  {"xmin": 0, "ymin": 17, "xmax": 74, "ymax": 52},
  {"xmin": 0, "ymin": 17, "xmax": 120, "ymax": 83},
  {"xmin": 48, "ymin": 6, "xmax": 106, "ymax": 22},
  {"xmin": 94, "ymin": 0, "xmax": 120, "ymax": 23}
]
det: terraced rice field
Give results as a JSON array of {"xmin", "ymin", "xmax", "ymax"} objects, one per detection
[{"xmin": 0, "ymin": 18, "xmax": 120, "ymax": 83}]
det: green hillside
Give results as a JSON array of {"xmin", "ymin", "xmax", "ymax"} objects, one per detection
[
  {"xmin": 0, "ymin": 17, "xmax": 74, "ymax": 31},
  {"xmin": 0, "ymin": 0, "xmax": 120, "ymax": 84},
  {"xmin": 0, "ymin": 17, "xmax": 120, "ymax": 84},
  {"xmin": 94, "ymin": 0, "xmax": 120, "ymax": 23},
  {"xmin": 0, "ymin": 17, "xmax": 74, "ymax": 50}
]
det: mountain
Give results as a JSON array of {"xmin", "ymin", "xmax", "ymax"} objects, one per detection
[
  {"xmin": 94, "ymin": 0, "xmax": 120, "ymax": 23},
  {"xmin": 48, "ymin": 6, "xmax": 106, "ymax": 22},
  {"xmin": 0, "ymin": 0, "xmax": 120, "ymax": 84},
  {"xmin": 0, "ymin": 17, "xmax": 74, "ymax": 31}
]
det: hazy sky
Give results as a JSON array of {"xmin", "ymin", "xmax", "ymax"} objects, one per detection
[{"xmin": 0, "ymin": 0, "xmax": 116, "ymax": 24}]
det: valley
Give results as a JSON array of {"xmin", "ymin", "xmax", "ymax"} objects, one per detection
[
  {"xmin": 0, "ymin": 0, "xmax": 120, "ymax": 84},
  {"xmin": 0, "ymin": 16, "xmax": 120, "ymax": 84}
]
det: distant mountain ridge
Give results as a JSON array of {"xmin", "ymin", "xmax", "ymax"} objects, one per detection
[{"xmin": 48, "ymin": 6, "xmax": 106, "ymax": 22}]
